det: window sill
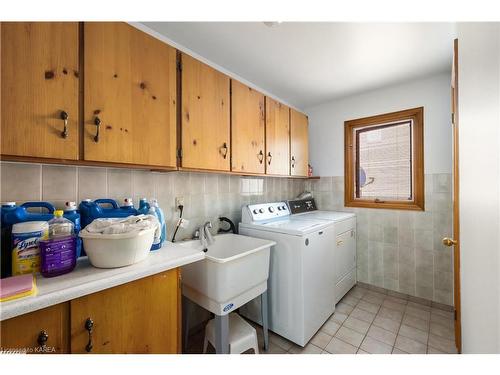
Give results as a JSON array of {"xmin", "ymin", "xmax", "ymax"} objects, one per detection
[{"xmin": 345, "ymin": 199, "xmax": 424, "ymax": 211}]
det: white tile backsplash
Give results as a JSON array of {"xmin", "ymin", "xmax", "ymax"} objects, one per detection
[{"xmin": 1, "ymin": 162, "xmax": 306, "ymax": 243}]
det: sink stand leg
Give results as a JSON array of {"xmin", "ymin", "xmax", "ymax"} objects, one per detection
[
  {"xmin": 214, "ymin": 314, "xmax": 230, "ymax": 354},
  {"xmin": 261, "ymin": 290, "xmax": 269, "ymax": 351}
]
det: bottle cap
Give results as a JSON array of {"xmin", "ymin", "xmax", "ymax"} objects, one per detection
[
  {"xmin": 65, "ymin": 201, "xmax": 77, "ymax": 210},
  {"xmin": 123, "ymin": 198, "xmax": 134, "ymax": 206},
  {"xmin": 54, "ymin": 210, "xmax": 64, "ymax": 217}
]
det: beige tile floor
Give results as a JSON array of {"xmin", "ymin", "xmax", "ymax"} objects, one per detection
[{"xmin": 185, "ymin": 284, "xmax": 457, "ymax": 355}]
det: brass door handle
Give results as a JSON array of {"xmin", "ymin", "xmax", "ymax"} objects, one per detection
[
  {"xmin": 257, "ymin": 150, "xmax": 264, "ymax": 164},
  {"xmin": 93, "ymin": 116, "xmax": 101, "ymax": 143},
  {"xmin": 60, "ymin": 111, "xmax": 69, "ymax": 139},
  {"xmin": 442, "ymin": 237, "xmax": 457, "ymax": 247},
  {"xmin": 220, "ymin": 142, "xmax": 228, "ymax": 159},
  {"xmin": 85, "ymin": 318, "xmax": 94, "ymax": 352}
]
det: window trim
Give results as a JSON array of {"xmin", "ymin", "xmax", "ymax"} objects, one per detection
[{"xmin": 344, "ymin": 107, "xmax": 424, "ymax": 211}]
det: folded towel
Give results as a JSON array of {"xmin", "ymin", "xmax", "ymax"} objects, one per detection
[{"xmin": 85, "ymin": 215, "xmax": 159, "ymax": 236}]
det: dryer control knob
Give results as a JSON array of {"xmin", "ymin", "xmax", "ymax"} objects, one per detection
[
  {"xmin": 259, "ymin": 208, "xmax": 265, "ymax": 213},
  {"xmin": 253, "ymin": 209, "xmax": 259, "ymax": 214},
  {"xmin": 269, "ymin": 207, "xmax": 275, "ymax": 213}
]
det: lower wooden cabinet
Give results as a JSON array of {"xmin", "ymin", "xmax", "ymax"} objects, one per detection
[
  {"xmin": 0, "ymin": 303, "xmax": 69, "ymax": 354},
  {"xmin": 71, "ymin": 269, "xmax": 180, "ymax": 354},
  {"xmin": 0, "ymin": 268, "xmax": 181, "ymax": 354}
]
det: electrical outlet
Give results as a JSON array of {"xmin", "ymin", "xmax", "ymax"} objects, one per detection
[{"xmin": 175, "ymin": 197, "xmax": 184, "ymax": 207}]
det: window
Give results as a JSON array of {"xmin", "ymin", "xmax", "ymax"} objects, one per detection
[{"xmin": 344, "ymin": 107, "xmax": 424, "ymax": 210}]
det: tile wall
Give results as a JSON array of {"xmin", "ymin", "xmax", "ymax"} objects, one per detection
[
  {"xmin": 306, "ymin": 174, "xmax": 454, "ymax": 306},
  {"xmin": 0, "ymin": 162, "xmax": 305, "ymax": 242},
  {"xmin": 0, "ymin": 162, "xmax": 453, "ymax": 305}
]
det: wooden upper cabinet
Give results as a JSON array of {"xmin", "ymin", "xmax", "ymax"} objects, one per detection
[
  {"xmin": 1, "ymin": 303, "xmax": 69, "ymax": 354},
  {"xmin": 231, "ymin": 80, "xmax": 265, "ymax": 174},
  {"xmin": 265, "ymin": 97, "xmax": 290, "ymax": 176},
  {"xmin": 70, "ymin": 269, "xmax": 180, "ymax": 354},
  {"xmin": 1, "ymin": 22, "xmax": 79, "ymax": 160},
  {"xmin": 290, "ymin": 109, "xmax": 309, "ymax": 177},
  {"xmin": 181, "ymin": 53, "xmax": 230, "ymax": 171},
  {"xmin": 83, "ymin": 22, "xmax": 177, "ymax": 167}
]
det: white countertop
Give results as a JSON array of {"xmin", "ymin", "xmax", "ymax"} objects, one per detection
[{"xmin": 0, "ymin": 242, "xmax": 205, "ymax": 321}]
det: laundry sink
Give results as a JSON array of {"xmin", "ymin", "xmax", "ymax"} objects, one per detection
[{"xmin": 180, "ymin": 233, "xmax": 275, "ymax": 315}]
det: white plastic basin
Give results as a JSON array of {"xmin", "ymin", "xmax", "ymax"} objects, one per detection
[
  {"xmin": 180, "ymin": 233, "xmax": 275, "ymax": 315},
  {"xmin": 79, "ymin": 227, "xmax": 155, "ymax": 268}
]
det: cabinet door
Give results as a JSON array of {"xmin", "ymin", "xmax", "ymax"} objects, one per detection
[
  {"xmin": 1, "ymin": 22, "xmax": 79, "ymax": 160},
  {"xmin": 265, "ymin": 97, "xmax": 290, "ymax": 176},
  {"xmin": 0, "ymin": 303, "xmax": 69, "ymax": 354},
  {"xmin": 181, "ymin": 54, "xmax": 230, "ymax": 171},
  {"xmin": 231, "ymin": 80, "xmax": 265, "ymax": 173},
  {"xmin": 290, "ymin": 109, "xmax": 309, "ymax": 176},
  {"xmin": 84, "ymin": 22, "xmax": 177, "ymax": 167},
  {"xmin": 70, "ymin": 269, "xmax": 180, "ymax": 354}
]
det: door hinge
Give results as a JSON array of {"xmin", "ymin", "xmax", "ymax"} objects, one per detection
[
  {"xmin": 177, "ymin": 149, "xmax": 183, "ymax": 159},
  {"xmin": 451, "ymin": 112, "xmax": 455, "ymax": 125},
  {"xmin": 177, "ymin": 60, "xmax": 182, "ymax": 72},
  {"xmin": 454, "ymin": 309, "xmax": 457, "ymax": 321}
]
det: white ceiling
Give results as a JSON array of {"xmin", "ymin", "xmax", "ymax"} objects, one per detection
[{"xmin": 143, "ymin": 22, "xmax": 457, "ymax": 110}]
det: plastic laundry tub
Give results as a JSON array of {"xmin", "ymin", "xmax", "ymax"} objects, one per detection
[{"xmin": 79, "ymin": 227, "xmax": 155, "ymax": 268}]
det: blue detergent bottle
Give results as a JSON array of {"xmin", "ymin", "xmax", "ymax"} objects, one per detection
[
  {"xmin": 138, "ymin": 198, "xmax": 150, "ymax": 215},
  {"xmin": 63, "ymin": 201, "xmax": 82, "ymax": 258}
]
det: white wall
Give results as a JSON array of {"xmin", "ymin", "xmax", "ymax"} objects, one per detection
[
  {"xmin": 458, "ymin": 23, "xmax": 500, "ymax": 354},
  {"xmin": 306, "ymin": 73, "xmax": 452, "ymax": 176}
]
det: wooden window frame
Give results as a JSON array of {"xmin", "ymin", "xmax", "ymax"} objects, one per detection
[{"xmin": 344, "ymin": 107, "xmax": 424, "ymax": 211}]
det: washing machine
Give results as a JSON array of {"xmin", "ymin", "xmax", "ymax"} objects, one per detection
[{"xmin": 238, "ymin": 201, "xmax": 336, "ymax": 347}]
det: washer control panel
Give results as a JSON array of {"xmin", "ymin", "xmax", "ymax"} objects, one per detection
[
  {"xmin": 287, "ymin": 198, "xmax": 318, "ymax": 214},
  {"xmin": 244, "ymin": 202, "xmax": 290, "ymax": 222}
]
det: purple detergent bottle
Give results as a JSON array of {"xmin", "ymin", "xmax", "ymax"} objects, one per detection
[{"xmin": 39, "ymin": 210, "xmax": 77, "ymax": 278}]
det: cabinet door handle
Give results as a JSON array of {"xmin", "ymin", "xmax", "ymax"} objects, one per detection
[
  {"xmin": 37, "ymin": 330, "xmax": 49, "ymax": 352},
  {"xmin": 291, "ymin": 156, "xmax": 296, "ymax": 168},
  {"xmin": 219, "ymin": 142, "xmax": 228, "ymax": 159},
  {"xmin": 267, "ymin": 152, "xmax": 272, "ymax": 165},
  {"xmin": 60, "ymin": 111, "xmax": 69, "ymax": 139},
  {"xmin": 85, "ymin": 318, "xmax": 94, "ymax": 353},
  {"xmin": 257, "ymin": 150, "xmax": 264, "ymax": 164},
  {"xmin": 93, "ymin": 116, "xmax": 101, "ymax": 143}
]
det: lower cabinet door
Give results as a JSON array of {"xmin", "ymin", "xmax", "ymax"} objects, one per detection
[
  {"xmin": 0, "ymin": 303, "xmax": 69, "ymax": 354},
  {"xmin": 70, "ymin": 269, "xmax": 180, "ymax": 354}
]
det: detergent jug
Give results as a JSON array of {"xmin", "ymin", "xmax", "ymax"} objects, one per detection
[{"xmin": 79, "ymin": 199, "xmax": 137, "ymax": 229}]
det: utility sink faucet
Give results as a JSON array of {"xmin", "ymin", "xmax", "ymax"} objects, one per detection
[{"xmin": 194, "ymin": 221, "xmax": 215, "ymax": 251}]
